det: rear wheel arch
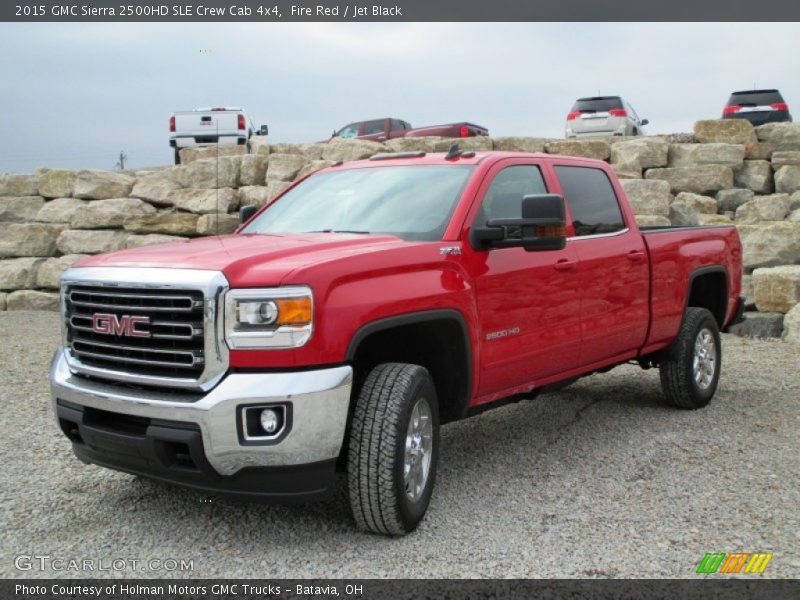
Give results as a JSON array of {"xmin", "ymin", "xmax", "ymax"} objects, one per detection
[
  {"xmin": 686, "ymin": 266, "xmax": 728, "ymax": 328},
  {"xmin": 345, "ymin": 309, "xmax": 473, "ymax": 425}
]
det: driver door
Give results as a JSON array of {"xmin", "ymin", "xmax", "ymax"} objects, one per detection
[{"xmin": 463, "ymin": 160, "xmax": 583, "ymax": 398}]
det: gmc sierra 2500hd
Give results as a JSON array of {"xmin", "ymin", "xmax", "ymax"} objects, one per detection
[{"xmin": 51, "ymin": 148, "xmax": 744, "ymax": 535}]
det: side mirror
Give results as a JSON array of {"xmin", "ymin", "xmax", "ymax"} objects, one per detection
[
  {"xmin": 240, "ymin": 204, "xmax": 258, "ymax": 224},
  {"xmin": 640, "ymin": 118, "xmax": 649, "ymax": 126},
  {"xmin": 471, "ymin": 194, "xmax": 567, "ymax": 252},
  {"xmin": 257, "ymin": 124, "xmax": 268, "ymax": 136},
  {"xmin": 331, "ymin": 129, "xmax": 338, "ymax": 137}
]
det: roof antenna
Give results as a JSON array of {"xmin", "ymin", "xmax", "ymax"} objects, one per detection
[{"xmin": 445, "ymin": 143, "xmax": 461, "ymax": 160}]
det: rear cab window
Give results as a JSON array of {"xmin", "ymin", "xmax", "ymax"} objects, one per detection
[{"xmin": 554, "ymin": 166, "xmax": 626, "ymax": 237}]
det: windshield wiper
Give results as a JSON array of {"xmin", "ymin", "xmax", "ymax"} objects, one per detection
[{"xmin": 307, "ymin": 229, "xmax": 371, "ymax": 234}]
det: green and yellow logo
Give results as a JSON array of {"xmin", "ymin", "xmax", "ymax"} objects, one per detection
[{"xmin": 696, "ymin": 552, "xmax": 773, "ymax": 575}]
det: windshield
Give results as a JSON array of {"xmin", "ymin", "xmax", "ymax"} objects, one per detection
[
  {"xmin": 336, "ymin": 123, "xmax": 360, "ymax": 138},
  {"xmin": 242, "ymin": 165, "xmax": 474, "ymax": 242}
]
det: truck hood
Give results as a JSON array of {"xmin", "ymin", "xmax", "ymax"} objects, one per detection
[{"xmin": 75, "ymin": 233, "xmax": 409, "ymax": 286}]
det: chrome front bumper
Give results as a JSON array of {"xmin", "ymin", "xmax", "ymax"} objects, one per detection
[{"xmin": 50, "ymin": 348, "xmax": 353, "ymax": 476}]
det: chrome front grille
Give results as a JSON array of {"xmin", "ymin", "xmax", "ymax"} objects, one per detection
[
  {"xmin": 60, "ymin": 267, "xmax": 230, "ymax": 391},
  {"xmin": 66, "ymin": 285, "xmax": 206, "ymax": 378}
]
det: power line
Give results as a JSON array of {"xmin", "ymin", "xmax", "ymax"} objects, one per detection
[{"xmin": 115, "ymin": 150, "xmax": 128, "ymax": 171}]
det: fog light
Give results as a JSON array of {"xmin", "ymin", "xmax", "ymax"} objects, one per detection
[{"xmin": 260, "ymin": 408, "xmax": 279, "ymax": 434}]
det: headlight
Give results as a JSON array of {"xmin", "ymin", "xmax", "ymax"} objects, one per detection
[{"xmin": 224, "ymin": 286, "xmax": 313, "ymax": 349}]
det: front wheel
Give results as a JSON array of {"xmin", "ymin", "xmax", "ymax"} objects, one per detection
[
  {"xmin": 659, "ymin": 307, "xmax": 721, "ymax": 409},
  {"xmin": 347, "ymin": 363, "xmax": 439, "ymax": 535},
  {"xmin": 173, "ymin": 149, "xmax": 181, "ymax": 165}
]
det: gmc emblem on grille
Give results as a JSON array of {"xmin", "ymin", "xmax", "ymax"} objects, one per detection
[{"xmin": 91, "ymin": 313, "xmax": 151, "ymax": 338}]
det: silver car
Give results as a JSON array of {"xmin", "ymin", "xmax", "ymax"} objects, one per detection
[{"xmin": 565, "ymin": 96, "xmax": 648, "ymax": 138}]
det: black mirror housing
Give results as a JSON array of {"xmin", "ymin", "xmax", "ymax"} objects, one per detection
[
  {"xmin": 257, "ymin": 125, "xmax": 268, "ymax": 136},
  {"xmin": 640, "ymin": 119, "xmax": 649, "ymax": 126},
  {"xmin": 471, "ymin": 194, "xmax": 567, "ymax": 252},
  {"xmin": 240, "ymin": 204, "xmax": 258, "ymax": 224}
]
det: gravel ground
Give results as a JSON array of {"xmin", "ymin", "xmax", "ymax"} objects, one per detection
[{"xmin": 1, "ymin": 311, "xmax": 798, "ymax": 579}]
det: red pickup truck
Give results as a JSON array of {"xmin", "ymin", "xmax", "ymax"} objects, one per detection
[
  {"xmin": 51, "ymin": 149, "xmax": 743, "ymax": 536},
  {"xmin": 331, "ymin": 117, "xmax": 489, "ymax": 142}
]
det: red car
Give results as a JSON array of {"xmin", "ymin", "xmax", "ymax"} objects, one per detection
[
  {"xmin": 52, "ymin": 150, "xmax": 743, "ymax": 535},
  {"xmin": 331, "ymin": 117, "xmax": 489, "ymax": 142}
]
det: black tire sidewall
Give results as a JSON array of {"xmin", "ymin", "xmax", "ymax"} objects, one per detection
[
  {"xmin": 683, "ymin": 312, "xmax": 721, "ymax": 404},
  {"xmin": 392, "ymin": 372, "xmax": 440, "ymax": 530}
]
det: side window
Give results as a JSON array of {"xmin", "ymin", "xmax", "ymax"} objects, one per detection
[
  {"xmin": 477, "ymin": 165, "xmax": 547, "ymax": 224},
  {"xmin": 555, "ymin": 166, "xmax": 625, "ymax": 236},
  {"xmin": 363, "ymin": 119, "xmax": 385, "ymax": 135},
  {"xmin": 337, "ymin": 123, "xmax": 359, "ymax": 138},
  {"xmin": 391, "ymin": 119, "xmax": 405, "ymax": 131}
]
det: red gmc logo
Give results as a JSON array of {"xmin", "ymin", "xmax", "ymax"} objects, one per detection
[{"xmin": 91, "ymin": 313, "xmax": 151, "ymax": 338}]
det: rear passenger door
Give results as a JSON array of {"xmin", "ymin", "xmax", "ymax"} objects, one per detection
[{"xmin": 552, "ymin": 165, "xmax": 650, "ymax": 366}]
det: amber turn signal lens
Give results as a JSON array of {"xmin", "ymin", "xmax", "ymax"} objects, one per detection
[
  {"xmin": 276, "ymin": 297, "xmax": 313, "ymax": 325},
  {"xmin": 535, "ymin": 225, "xmax": 566, "ymax": 237}
]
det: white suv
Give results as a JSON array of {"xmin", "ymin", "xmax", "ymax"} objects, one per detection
[{"xmin": 565, "ymin": 96, "xmax": 648, "ymax": 139}]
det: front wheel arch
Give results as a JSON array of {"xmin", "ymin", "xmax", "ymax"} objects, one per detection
[{"xmin": 345, "ymin": 309, "xmax": 473, "ymax": 423}]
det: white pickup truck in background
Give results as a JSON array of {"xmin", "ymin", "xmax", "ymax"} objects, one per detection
[{"xmin": 169, "ymin": 107, "xmax": 268, "ymax": 164}]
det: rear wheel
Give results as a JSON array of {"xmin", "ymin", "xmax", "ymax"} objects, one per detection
[
  {"xmin": 659, "ymin": 307, "xmax": 721, "ymax": 409},
  {"xmin": 347, "ymin": 363, "xmax": 439, "ymax": 535}
]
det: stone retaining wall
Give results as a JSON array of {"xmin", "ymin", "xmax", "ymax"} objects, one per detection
[{"xmin": 1, "ymin": 119, "xmax": 799, "ymax": 342}]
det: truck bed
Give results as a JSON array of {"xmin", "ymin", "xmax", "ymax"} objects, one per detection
[{"xmin": 641, "ymin": 224, "xmax": 742, "ymax": 354}]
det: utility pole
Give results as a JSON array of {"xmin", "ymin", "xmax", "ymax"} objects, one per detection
[{"xmin": 115, "ymin": 151, "xmax": 127, "ymax": 171}]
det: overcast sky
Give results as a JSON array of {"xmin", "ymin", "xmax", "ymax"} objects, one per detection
[{"xmin": 1, "ymin": 22, "xmax": 799, "ymax": 173}]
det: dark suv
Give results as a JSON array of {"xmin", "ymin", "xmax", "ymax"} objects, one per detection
[{"xmin": 722, "ymin": 89, "xmax": 792, "ymax": 125}]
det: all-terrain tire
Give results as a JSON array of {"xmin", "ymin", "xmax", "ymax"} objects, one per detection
[
  {"xmin": 347, "ymin": 363, "xmax": 439, "ymax": 535},
  {"xmin": 659, "ymin": 307, "xmax": 721, "ymax": 409}
]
